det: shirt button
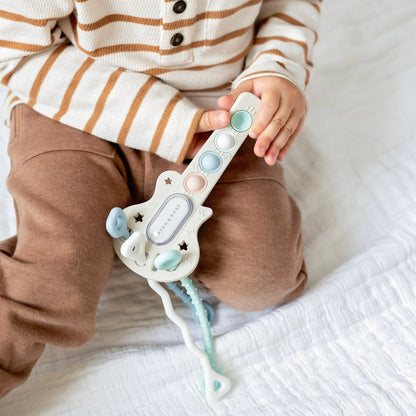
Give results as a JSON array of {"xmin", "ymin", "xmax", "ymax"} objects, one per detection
[
  {"xmin": 173, "ymin": 1, "xmax": 186, "ymax": 14},
  {"xmin": 170, "ymin": 33, "xmax": 184, "ymax": 47}
]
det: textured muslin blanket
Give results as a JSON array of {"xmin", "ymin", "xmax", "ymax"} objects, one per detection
[{"xmin": 0, "ymin": 0, "xmax": 415, "ymax": 414}]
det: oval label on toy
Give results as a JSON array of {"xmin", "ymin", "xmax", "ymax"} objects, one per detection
[{"xmin": 146, "ymin": 193, "xmax": 193, "ymax": 245}]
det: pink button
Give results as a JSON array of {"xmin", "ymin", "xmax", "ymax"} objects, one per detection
[{"xmin": 184, "ymin": 173, "xmax": 207, "ymax": 194}]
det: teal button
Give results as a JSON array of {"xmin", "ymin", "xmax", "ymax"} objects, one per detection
[
  {"xmin": 230, "ymin": 110, "xmax": 252, "ymax": 132},
  {"xmin": 154, "ymin": 250, "xmax": 182, "ymax": 271}
]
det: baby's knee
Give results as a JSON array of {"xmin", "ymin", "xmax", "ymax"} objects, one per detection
[
  {"xmin": 222, "ymin": 261, "xmax": 308, "ymax": 312},
  {"xmin": 33, "ymin": 276, "xmax": 98, "ymax": 347},
  {"xmin": 17, "ymin": 241, "xmax": 112, "ymax": 348}
]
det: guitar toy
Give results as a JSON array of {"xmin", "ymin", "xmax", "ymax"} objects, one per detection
[{"xmin": 106, "ymin": 92, "xmax": 261, "ymax": 401}]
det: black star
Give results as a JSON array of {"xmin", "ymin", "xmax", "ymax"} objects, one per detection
[
  {"xmin": 165, "ymin": 177, "xmax": 172, "ymax": 185},
  {"xmin": 134, "ymin": 213, "xmax": 144, "ymax": 222},
  {"xmin": 178, "ymin": 241, "xmax": 188, "ymax": 251}
]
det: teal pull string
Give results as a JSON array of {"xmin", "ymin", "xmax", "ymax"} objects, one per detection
[
  {"xmin": 180, "ymin": 277, "xmax": 220, "ymax": 380},
  {"xmin": 166, "ymin": 281, "xmax": 215, "ymax": 325}
]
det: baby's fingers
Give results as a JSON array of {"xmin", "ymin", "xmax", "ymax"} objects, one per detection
[
  {"xmin": 249, "ymin": 89, "xmax": 280, "ymax": 140},
  {"xmin": 254, "ymin": 101, "xmax": 292, "ymax": 157},
  {"xmin": 264, "ymin": 112, "xmax": 301, "ymax": 165},
  {"xmin": 277, "ymin": 116, "xmax": 305, "ymax": 161}
]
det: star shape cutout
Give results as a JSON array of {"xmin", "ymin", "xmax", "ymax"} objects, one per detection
[
  {"xmin": 178, "ymin": 241, "xmax": 188, "ymax": 251},
  {"xmin": 134, "ymin": 213, "xmax": 144, "ymax": 222},
  {"xmin": 165, "ymin": 177, "xmax": 172, "ymax": 185}
]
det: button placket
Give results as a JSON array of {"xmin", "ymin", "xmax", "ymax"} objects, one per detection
[{"xmin": 159, "ymin": 0, "xmax": 193, "ymax": 66}]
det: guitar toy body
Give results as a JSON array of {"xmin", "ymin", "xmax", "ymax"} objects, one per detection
[{"xmin": 107, "ymin": 92, "xmax": 261, "ymax": 283}]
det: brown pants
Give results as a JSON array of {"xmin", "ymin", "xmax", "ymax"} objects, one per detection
[{"xmin": 0, "ymin": 104, "xmax": 306, "ymax": 398}]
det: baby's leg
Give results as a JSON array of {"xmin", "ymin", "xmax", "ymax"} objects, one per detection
[
  {"xmin": 194, "ymin": 139, "xmax": 307, "ymax": 311},
  {"xmin": 0, "ymin": 105, "xmax": 130, "ymax": 398},
  {"xmin": 140, "ymin": 140, "xmax": 307, "ymax": 312}
]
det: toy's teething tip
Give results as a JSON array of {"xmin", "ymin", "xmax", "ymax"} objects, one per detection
[
  {"xmin": 203, "ymin": 371, "xmax": 232, "ymax": 402},
  {"xmin": 106, "ymin": 207, "xmax": 130, "ymax": 240},
  {"xmin": 121, "ymin": 231, "xmax": 147, "ymax": 266}
]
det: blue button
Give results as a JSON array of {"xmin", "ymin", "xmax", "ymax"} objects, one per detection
[
  {"xmin": 199, "ymin": 152, "xmax": 222, "ymax": 173},
  {"xmin": 230, "ymin": 110, "xmax": 252, "ymax": 132}
]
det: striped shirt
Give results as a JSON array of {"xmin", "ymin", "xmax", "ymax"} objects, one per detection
[{"xmin": 0, "ymin": 0, "xmax": 322, "ymax": 163}]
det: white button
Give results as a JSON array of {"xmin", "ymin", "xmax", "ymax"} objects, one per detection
[{"xmin": 215, "ymin": 131, "xmax": 236, "ymax": 152}]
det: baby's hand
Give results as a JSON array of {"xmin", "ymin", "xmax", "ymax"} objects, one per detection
[
  {"xmin": 218, "ymin": 76, "xmax": 307, "ymax": 165},
  {"xmin": 185, "ymin": 109, "xmax": 230, "ymax": 159}
]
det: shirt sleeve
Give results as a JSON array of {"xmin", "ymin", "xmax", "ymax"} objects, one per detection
[
  {"xmin": 0, "ymin": 2, "xmax": 203, "ymax": 163},
  {"xmin": 232, "ymin": 0, "xmax": 323, "ymax": 104}
]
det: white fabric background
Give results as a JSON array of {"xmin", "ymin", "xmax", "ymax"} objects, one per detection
[{"xmin": 0, "ymin": 0, "xmax": 415, "ymax": 414}]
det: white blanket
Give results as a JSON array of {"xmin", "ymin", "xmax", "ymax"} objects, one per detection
[{"xmin": 1, "ymin": 0, "xmax": 416, "ymax": 414}]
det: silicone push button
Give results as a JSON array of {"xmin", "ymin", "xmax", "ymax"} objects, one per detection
[
  {"xmin": 184, "ymin": 173, "xmax": 207, "ymax": 194},
  {"xmin": 215, "ymin": 131, "xmax": 236, "ymax": 152},
  {"xmin": 154, "ymin": 250, "xmax": 182, "ymax": 271},
  {"xmin": 199, "ymin": 151, "xmax": 222, "ymax": 173},
  {"xmin": 230, "ymin": 110, "xmax": 252, "ymax": 132}
]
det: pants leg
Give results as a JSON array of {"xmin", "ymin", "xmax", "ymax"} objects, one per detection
[
  {"xmin": 128, "ymin": 139, "xmax": 307, "ymax": 312},
  {"xmin": 0, "ymin": 105, "xmax": 130, "ymax": 398},
  {"xmin": 197, "ymin": 139, "xmax": 307, "ymax": 311}
]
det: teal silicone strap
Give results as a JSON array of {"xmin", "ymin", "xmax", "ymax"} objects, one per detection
[{"xmin": 180, "ymin": 277, "xmax": 221, "ymax": 391}]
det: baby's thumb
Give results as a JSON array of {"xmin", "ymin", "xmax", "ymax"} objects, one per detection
[{"xmin": 197, "ymin": 110, "xmax": 229, "ymax": 133}]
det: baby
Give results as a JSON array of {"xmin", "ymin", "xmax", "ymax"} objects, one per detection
[{"xmin": 0, "ymin": 0, "xmax": 322, "ymax": 398}]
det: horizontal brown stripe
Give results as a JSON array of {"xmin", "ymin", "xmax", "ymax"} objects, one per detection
[
  {"xmin": 77, "ymin": 15, "xmax": 161, "ymax": 31},
  {"xmin": 9, "ymin": 95, "xmax": 20, "ymax": 106},
  {"xmin": 176, "ymin": 109, "xmax": 204, "ymax": 163},
  {"xmin": 84, "ymin": 67, "xmax": 127, "ymax": 134},
  {"xmin": 305, "ymin": 68, "xmax": 310, "ymax": 86},
  {"xmin": 182, "ymin": 81, "xmax": 232, "ymax": 93},
  {"xmin": 53, "ymin": 57, "xmax": 94, "ymax": 121},
  {"xmin": 162, "ymin": 25, "xmax": 252, "ymax": 56},
  {"xmin": 71, "ymin": 12, "xmax": 251, "ymax": 58},
  {"xmin": 28, "ymin": 43, "xmax": 70, "ymax": 107},
  {"xmin": 150, "ymin": 92, "xmax": 183, "ymax": 153},
  {"xmin": 75, "ymin": 0, "xmax": 260, "ymax": 32},
  {"xmin": 117, "ymin": 77, "xmax": 158, "ymax": 145},
  {"xmin": 250, "ymin": 48, "xmax": 287, "ymax": 63},
  {"xmin": 255, "ymin": 36, "xmax": 313, "ymax": 67},
  {"xmin": 0, "ymin": 56, "xmax": 26, "ymax": 87},
  {"xmin": 259, "ymin": 12, "xmax": 318, "ymax": 44},
  {"xmin": 264, "ymin": 0, "xmax": 321, "ymax": 9},
  {"xmin": 0, "ymin": 10, "xmax": 49, "ymax": 26},
  {"xmin": 87, "ymin": 25, "xmax": 250, "ymax": 57},
  {"xmin": 164, "ymin": 0, "xmax": 261, "ymax": 31},
  {"xmin": 142, "ymin": 42, "xmax": 252, "ymax": 76},
  {"xmin": 310, "ymin": 3, "xmax": 321, "ymax": 13},
  {"xmin": 248, "ymin": 49, "xmax": 289, "ymax": 71},
  {"xmin": 239, "ymin": 70, "xmax": 287, "ymax": 80},
  {"xmin": 0, "ymin": 35, "xmax": 56, "ymax": 53}
]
